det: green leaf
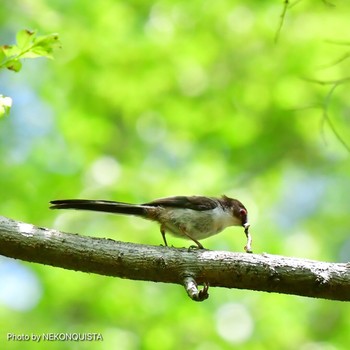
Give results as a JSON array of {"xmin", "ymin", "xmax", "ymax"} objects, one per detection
[
  {"xmin": 16, "ymin": 29, "xmax": 36, "ymax": 50},
  {"xmin": 30, "ymin": 46, "xmax": 53, "ymax": 58},
  {"xmin": 20, "ymin": 50, "xmax": 46, "ymax": 59},
  {"xmin": 6, "ymin": 59, "xmax": 22, "ymax": 72},
  {"xmin": 0, "ymin": 31, "xmax": 60, "ymax": 72},
  {"xmin": 33, "ymin": 33, "xmax": 60, "ymax": 55},
  {"xmin": 18, "ymin": 33, "xmax": 60, "ymax": 59},
  {"xmin": 0, "ymin": 95, "xmax": 12, "ymax": 118},
  {"xmin": 0, "ymin": 47, "xmax": 6, "ymax": 64},
  {"xmin": 1, "ymin": 45, "xmax": 21, "ymax": 58},
  {"xmin": 34, "ymin": 33, "xmax": 60, "ymax": 47}
]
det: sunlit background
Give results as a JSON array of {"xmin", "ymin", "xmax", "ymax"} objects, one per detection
[{"xmin": 1, "ymin": 0, "xmax": 350, "ymax": 349}]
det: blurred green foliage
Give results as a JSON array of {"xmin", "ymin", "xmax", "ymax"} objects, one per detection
[{"xmin": 0, "ymin": 0, "xmax": 350, "ymax": 349}]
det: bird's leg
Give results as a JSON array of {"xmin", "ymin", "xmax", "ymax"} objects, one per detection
[
  {"xmin": 179, "ymin": 226, "xmax": 204, "ymax": 249},
  {"xmin": 160, "ymin": 225, "xmax": 168, "ymax": 246}
]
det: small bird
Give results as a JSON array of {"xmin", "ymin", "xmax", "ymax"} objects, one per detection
[{"xmin": 50, "ymin": 195, "xmax": 252, "ymax": 252}]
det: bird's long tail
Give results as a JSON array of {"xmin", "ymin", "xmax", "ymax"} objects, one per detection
[{"xmin": 50, "ymin": 199, "xmax": 146, "ymax": 216}]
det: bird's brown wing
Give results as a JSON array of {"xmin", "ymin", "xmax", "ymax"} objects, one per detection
[{"xmin": 143, "ymin": 196, "xmax": 218, "ymax": 211}]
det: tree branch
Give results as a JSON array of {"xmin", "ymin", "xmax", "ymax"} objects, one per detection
[{"xmin": 0, "ymin": 216, "xmax": 349, "ymax": 302}]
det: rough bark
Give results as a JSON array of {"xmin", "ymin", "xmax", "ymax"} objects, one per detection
[{"xmin": 0, "ymin": 216, "xmax": 349, "ymax": 302}]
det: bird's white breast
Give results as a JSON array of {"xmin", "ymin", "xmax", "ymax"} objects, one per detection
[{"xmin": 158, "ymin": 206, "xmax": 241, "ymax": 240}]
